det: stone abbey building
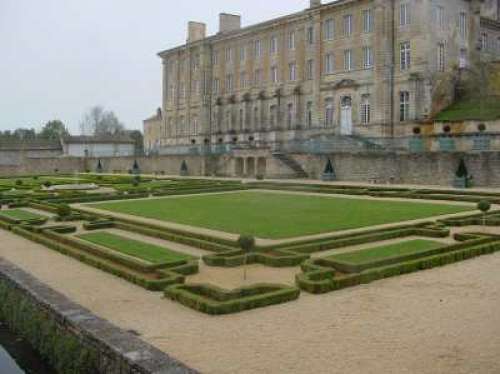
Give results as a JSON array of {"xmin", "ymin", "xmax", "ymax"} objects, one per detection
[{"xmin": 144, "ymin": 0, "xmax": 500, "ymax": 155}]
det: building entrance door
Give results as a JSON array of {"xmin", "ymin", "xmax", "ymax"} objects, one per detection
[{"xmin": 340, "ymin": 96, "xmax": 353, "ymax": 135}]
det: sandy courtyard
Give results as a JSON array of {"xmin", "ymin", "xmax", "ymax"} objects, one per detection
[{"xmin": 0, "ymin": 229, "xmax": 499, "ymax": 374}]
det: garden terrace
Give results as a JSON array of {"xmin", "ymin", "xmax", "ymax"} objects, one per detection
[
  {"xmin": 296, "ymin": 236, "xmax": 500, "ymax": 294},
  {"xmin": 86, "ymin": 191, "xmax": 472, "ymax": 240}
]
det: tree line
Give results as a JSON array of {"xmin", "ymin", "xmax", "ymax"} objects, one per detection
[{"xmin": 0, "ymin": 106, "xmax": 144, "ymax": 154}]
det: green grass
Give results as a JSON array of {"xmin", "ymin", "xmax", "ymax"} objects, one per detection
[
  {"xmin": 0, "ymin": 209, "xmax": 46, "ymax": 221},
  {"xmin": 435, "ymin": 98, "xmax": 500, "ymax": 122},
  {"xmin": 89, "ymin": 191, "xmax": 472, "ymax": 239},
  {"xmin": 77, "ymin": 232, "xmax": 193, "ymax": 264},
  {"xmin": 328, "ymin": 239, "xmax": 444, "ymax": 264}
]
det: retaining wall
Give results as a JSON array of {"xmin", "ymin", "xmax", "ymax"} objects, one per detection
[
  {"xmin": 1, "ymin": 151, "xmax": 499, "ymax": 187},
  {"xmin": 0, "ymin": 259, "xmax": 198, "ymax": 374}
]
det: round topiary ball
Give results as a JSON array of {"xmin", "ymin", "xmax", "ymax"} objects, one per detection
[{"xmin": 477, "ymin": 200, "xmax": 491, "ymax": 213}]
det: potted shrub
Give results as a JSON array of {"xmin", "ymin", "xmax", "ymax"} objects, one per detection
[
  {"xmin": 321, "ymin": 158, "xmax": 336, "ymax": 181},
  {"xmin": 180, "ymin": 160, "xmax": 189, "ymax": 176},
  {"xmin": 453, "ymin": 158, "xmax": 472, "ymax": 188}
]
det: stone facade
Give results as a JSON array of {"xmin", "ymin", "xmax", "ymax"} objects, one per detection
[{"xmin": 144, "ymin": 0, "xmax": 500, "ymax": 153}]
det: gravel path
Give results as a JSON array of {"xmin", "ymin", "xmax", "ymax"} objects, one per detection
[{"xmin": 1, "ymin": 229, "xmax": 499, "ymax": 374}]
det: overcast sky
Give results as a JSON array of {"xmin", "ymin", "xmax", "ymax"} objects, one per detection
[{"xmin": 0, "ymin": 0, "xmax": 311, "ymax": 134}]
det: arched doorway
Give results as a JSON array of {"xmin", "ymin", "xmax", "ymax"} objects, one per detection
[
  {"xmin": 257, "ymin": 157, "xmax": 267, "ymax": 176},
  {"xmin": 235, "ymin": 158, "xmax": 244, "ymax": 177},
  {"xmin": 340, "ymin": 96, "xmax": 353, "ymax": 135},
  {"xmin": 246, "ymin": 157, "xmax": 256, "ymax": 177}
]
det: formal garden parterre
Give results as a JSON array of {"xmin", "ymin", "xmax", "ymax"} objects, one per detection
[{"xmin": 1, "ymin": 172, "xmax": 500, "ymax": 314}]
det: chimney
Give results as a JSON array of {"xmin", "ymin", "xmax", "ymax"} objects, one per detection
[
  {"xmin": 310, "ymin": 0, "xmax": 321, "ymax": 8},
  {"xmin": 219, "ymin": 13, "xmax": 241, "ymax": 34},
  {"xmin": 187, "ymin": 21, "xmax": 206, "ymax": 43}
]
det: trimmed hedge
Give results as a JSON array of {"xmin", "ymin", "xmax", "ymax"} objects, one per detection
[
  {"xmin": 164, "ymin": 283, "xmax": 300, "ymax": 315},
  {"xmin": 82, "ymin": 220, "xmax": 115, "ymax": 231},
  {"xmin": 297, "ymin": 238, "xmax": 500, "ymax": 294},
  {"xmin": 203, "ymin": 249, "xmax": 309, "ymax": 268},
  {"xmin": 7, "ymin": 226, "xmax": 192, "ymax": 291}
]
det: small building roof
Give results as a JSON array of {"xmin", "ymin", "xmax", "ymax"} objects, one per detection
[{"xmin": 63, "ymin": 135, "xmax": 135, "ymax": 145}]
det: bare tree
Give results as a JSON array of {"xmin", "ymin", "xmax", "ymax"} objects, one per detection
[{"xmin": 79, "ymin": 106, "xmax": 125, "ymax": 136}]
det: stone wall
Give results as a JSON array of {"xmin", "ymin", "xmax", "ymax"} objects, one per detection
[
  {"xmin": 0, "ymin": 258, "xmax": 197, "ymax": 374},
  {"xmin": 1, "ymin": 151, "xmax": 499, "ymax": 188},
  {"xmin": 294, "ymin": 152, "xmax": 500, "ymax": 187}
]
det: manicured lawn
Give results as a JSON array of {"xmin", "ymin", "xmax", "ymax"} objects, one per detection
[
  {"xmin": 0, "ymin": 209, "xmax": 46, "ymax": 221},
  {"xmin": 77, "ymin": 232, "xmax": 193, "ymax": 264},
  {"xmin": 89, "ymin": 191, "xmax": 472, "ymax": 239},
  {"xmin": 328, "ymin": 239, "xmax": 444, "ymax": 264}
]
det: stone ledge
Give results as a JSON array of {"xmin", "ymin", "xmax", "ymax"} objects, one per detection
[{"xmin": 0, "ymin": 258, "xmax": 199, "ymax": 374}]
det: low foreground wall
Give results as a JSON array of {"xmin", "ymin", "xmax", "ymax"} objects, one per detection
[{"xmin": 0, "ymin": 259, "xmax": 197, "ymax": 374}]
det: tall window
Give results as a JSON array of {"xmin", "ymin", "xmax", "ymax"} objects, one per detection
[
  {"xmin": 225, "ymin": 47, "xmax": 233, "ymax": 63},
  {"xmin": 289, "ymin": 62, "xmax": 297, "ymax": 81},
  {"xmin": 306, "ymin": 102, "xmax": 313, "ymax": 128},
  {"xmin": 400, "ymin": 42, "xmax": 411, "ymax": 70},
  {"xmin": 240, "ymin": 46, "xmax": 246, "ymax": 62},
  {"xmin": 288, "ymin": 31, "xmax": 296, "ymax": 50},
  {"xmin": 343, "ymin": 15, "xmax": 353, "ymax": 36},
  {"xmin": 324, "ymin": 18, "xmax": 335, "ymax": 40},
  {"xmin": 437, "ymin": 43, "xmax": 445, "ymax": 72},
  {"xmin": 254, "ymin": 69, "xmax": 262, "ymax": 85},
  {"xmin": 459, "ymin": 12, "xmax": 467, "ymax": 38},
  {"xmin": 363, "ymin": 46, "xmax": 373, "ymax": 68},
  {"xmin": 325, "ymin": 98, "xmax": 334, "ymax": 127},
  {"xmin": 270, "ymin": 36, "xmax": 278, "ymax": 54},
  {"xmin": 255, "ymin": 39, "xmax": 262, "ymax": 58},
  {"xmin": 225, "ymin": 74, "xmax": 233, "ymax": 92},
  {"xmin": 361, "ymin": 95, "xmax": 371, "ymax": 124},
  {"xmin": 240, "ymin": 72, "xmax": 247, "ymax": 89},
  {"xmin": 213, "ymin": 78, "xmax": 220, "ymax": 95},
  {"xmin": 253, "ymin": 107, "xmax": 259, "ymax": 129},
  {"xmin": 344, "ymin": 49, "xmax": 353, "ymax": 71},
  {"xmin": 239, "ymin": 109, "xmax": 244, "ymax": 130},
  {"xmin": 307, "ymin": 26, "xmax": 314, "ymax": 45},
  {"xmin": 212, "ymin": 51, "xmax": 219, "ymax": 65},
  {"xmin": 269, "ymin": 105, "xmax": 277, "ymax": 128},
  {"xmin": 481, "ymin": 33, "xmax": 488, "ymax": 51},
  {"xmin": 459, "ymin": 48, "xmax": 467, "ymax": 69},
  {"xmin": 306, "ymin": 59, "xmax": 314, "ymax": 80},
  {"xmin": 324, "ymin": 53, "xmax": 335, "ymax": 74},
  {"xmin": 433, "ymin": 6, "xmax": 444, "ymax": 29},
  {"xmin": 400, "ymin": 91, "xmax": 410, "ymax": 122},
  {"xmin": 287, "ymin": 103, "xmax": 294, "ymax": 129},
  {"xmin": 270, "ymin": 66, "xmax": 279, "ymax": 83},
  {"xmin": 400, "ymin": 3, "xmax": 410, "ymax": 26},
  {"xmin": 363, "ymin": 9, "xmax": 373, "ymax": 33}
]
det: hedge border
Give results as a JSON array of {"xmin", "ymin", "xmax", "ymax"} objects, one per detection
[{"xmin": 164, "ymin": 283, "xmax": 300, "ymax": 315}]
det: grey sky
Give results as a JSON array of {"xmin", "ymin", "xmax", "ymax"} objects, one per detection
[{"xmin": 0, "ymin": 0, "xmax": 308, "ymax": 134}]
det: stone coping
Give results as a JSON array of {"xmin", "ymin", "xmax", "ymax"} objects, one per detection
[{"xmin": 0, "ymin": 258, "xmax": 198, "ymax": 374}]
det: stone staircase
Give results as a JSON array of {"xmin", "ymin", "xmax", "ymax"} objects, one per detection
[{"xmin": 272, "ymin": 152, "xmax": 308, "ymax": 178}]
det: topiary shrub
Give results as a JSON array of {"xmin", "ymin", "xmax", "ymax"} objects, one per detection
[
  {"xmin": 15, "ymin": 179, "xmax": 23, "ymax": 186},
  {"xmin": 238, "ymin": 235, "xmax": 255, "ymax": 280},
  {"xmin": 56, "ymin": 204, "xmax": 71, "ymax": 218},
  {"xmin": 478, "ymin": 200, "xmax": 491, "ymax": 225}
]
